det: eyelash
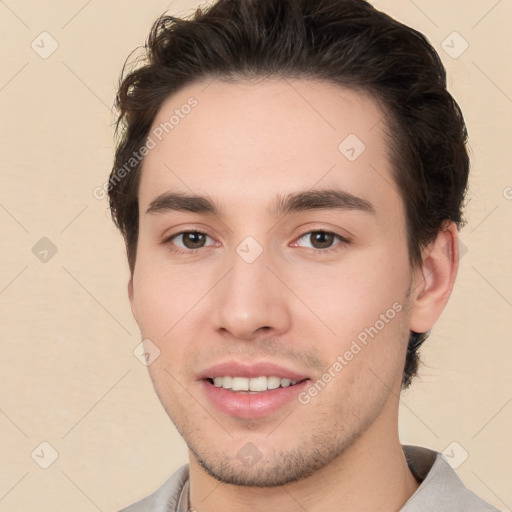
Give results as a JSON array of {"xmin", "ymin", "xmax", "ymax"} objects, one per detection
[{"xmin": 162, "ymin": 229, "xmax": 350, "ymax": 256}]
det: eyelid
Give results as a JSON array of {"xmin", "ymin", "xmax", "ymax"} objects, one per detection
[
  {"xmin": 162, "ymin": 229, "xmax": 217, "ymax": 250},
  {"xmin": 162, "ymin": 226, "xmax": 351, "ymax": 255},
  {"xmin": 291, "ymin": 228, "xmax": 350, "ymax": 252}
]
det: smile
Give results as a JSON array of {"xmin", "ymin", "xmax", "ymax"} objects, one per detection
[{"xmin": 209, "ymin": 376, "xmax": 302, "ymax": 392}]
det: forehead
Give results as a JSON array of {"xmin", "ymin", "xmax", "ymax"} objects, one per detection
[{"xmin": 138, "ymin": 78, "xmax": 398, "ymax": 219}]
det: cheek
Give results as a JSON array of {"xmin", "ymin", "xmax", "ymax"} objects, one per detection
[
  {"xmin": 132, "ymin": 263, "xmax": 186, "ymax": 339},
  {"xmin": 294, "ymin": 247, "xmax": 409, "ymax": 334},
  {"xmin": 131, "ymin": 259, "xmax": 214, "ymax": 378},
  {"xmin": 132, "ymin": 224, "xmax": 411, "ymax": 352},
  {"xmin": 291, "ymin": 246, "xmax": 411, "ymax": 388}
]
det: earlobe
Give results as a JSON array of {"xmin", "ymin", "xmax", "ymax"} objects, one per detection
[{"xmin": 409, "ymin": 222, "xmax": 460, "ymax": 333}]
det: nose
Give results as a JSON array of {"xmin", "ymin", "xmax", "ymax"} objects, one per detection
[{"xmin": 212, "ymin": 244, "xmax": 292, "ymax": 341}]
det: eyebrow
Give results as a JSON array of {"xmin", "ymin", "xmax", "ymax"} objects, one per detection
[{"xmin": 145, "ymin": 188, "xmax": 375, "ymax": 218}]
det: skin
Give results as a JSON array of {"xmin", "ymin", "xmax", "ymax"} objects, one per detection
[{"xmin": 128, "ymin": 78, "xmax": 459, "ymax": 511}]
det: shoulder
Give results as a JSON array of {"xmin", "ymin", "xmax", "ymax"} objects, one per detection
[
  {"xmin": 115, "ymin": 464, "xmax": 190, "ymax": 512},
  {"xmin": 401, "ymin": 445, "xmax": 500, "ymax": 511}
]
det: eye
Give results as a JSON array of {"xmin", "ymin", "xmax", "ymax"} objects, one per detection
[
  {"xmin": 163, "ymin": 229, "xmax": 349, "ymax": 256},
  {"xmin": 293, "ymin": 230, "xmax": 349, "ymax": 253},
  {"xmin": 165, "ymin": 230, "xmax": 216, "ymax": 253}
]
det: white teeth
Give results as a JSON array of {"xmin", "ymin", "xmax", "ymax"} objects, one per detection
[
  {"xmin": 221, "ymin": 376, "xmax": 232, "ymax": 389},
  {"xmin": 211, "ymin": 376, "xmax": 299, "ymax": 391},
  {"xmin": 249, "ymin": 376, "xmax": 267, "ymax": 392},
  {"xmin": 267, "ymin": 376, "xmax": 281, "ymax": 390},
  {"xmin": 231, "ymin": 377, "xmax": 249, "ymax": 391}
]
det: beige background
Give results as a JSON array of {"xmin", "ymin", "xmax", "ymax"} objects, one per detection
[{"xmin": 0, "ymin": 0, "xmax": 511, "ymax": 510}]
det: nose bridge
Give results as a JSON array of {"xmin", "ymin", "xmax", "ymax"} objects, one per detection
[{"xmin": 213, "ymin": 236, "xmax": 290, "ymax": 339}]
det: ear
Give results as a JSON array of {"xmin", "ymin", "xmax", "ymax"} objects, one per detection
[
  {"xmin": 409, "ymin": 222, "xmax": 460, "ymax": 333},
  {"xmin": 128, "ymin": 276, "xmax": 139, "ymax": 324}
]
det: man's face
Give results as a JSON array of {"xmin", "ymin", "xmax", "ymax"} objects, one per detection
[{"xmin": 130, "ymin": 79, "xmax": 416, "ymax": 486}]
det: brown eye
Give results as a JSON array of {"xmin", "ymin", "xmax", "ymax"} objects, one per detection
[
  {"xmin": 294, "ymin": 230, "xmax": 348, "ymax": 253},
  {"xmin": 182, "ymin": 232, "xmax": 207, "ymax": 249},
  {"xmin": 169, "ymin": 231, "xmax": 213, "ymax": 251},
  {"xmin": 309, "ymin": 231, "xmax": 336, "ymax": 249}
]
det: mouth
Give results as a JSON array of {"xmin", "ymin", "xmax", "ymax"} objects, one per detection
[
  {"xmin": 197, "ymin": 361, "xmax": 312, "ymax": 418},
  {"xmin": 204, "ymin": 375, "xmax": 309, "ymax": 393},
  {"xmin": 200, "ymin": 376, "xmax": 311, "ymax": 419}
]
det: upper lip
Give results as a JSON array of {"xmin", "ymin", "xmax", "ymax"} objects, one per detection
[{"xmin": 197, "ymin": 361, "xmax": 310, "ymax": 381}]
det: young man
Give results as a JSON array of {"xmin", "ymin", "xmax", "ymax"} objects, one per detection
[{"xmin": 108, "ymin": 0, "xmax": 498, "ymax": 510}]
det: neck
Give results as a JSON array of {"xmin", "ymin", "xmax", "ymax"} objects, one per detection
[{"xmin": 188, "ymin": 405, "xmax": 420, "ymax": 512}]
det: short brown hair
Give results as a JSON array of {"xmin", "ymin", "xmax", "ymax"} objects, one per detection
[{"xmin": 109, "ymin": 0, "xmax": 470, "ymax": 388}]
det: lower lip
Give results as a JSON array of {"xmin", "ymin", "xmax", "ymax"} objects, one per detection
[{"xmin": 200, "ymin": 379, "xmax": 310, "ymax": 419}]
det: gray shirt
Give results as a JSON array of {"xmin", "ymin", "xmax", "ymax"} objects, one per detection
[{"xmin": 117, "ymin": 445, "xmax": 500, "ymax": 511}]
